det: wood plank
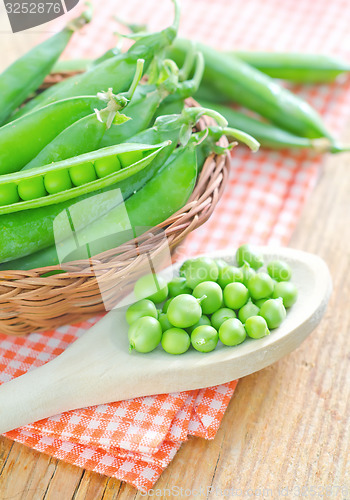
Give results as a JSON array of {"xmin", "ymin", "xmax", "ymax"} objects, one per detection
[
  {"xmin": 41, "ymin": 461, "xmax": 85, "ymax": 499},
  {"xmin": 0, "ymin": 440, "xmax": 57, "ymax": 499},
  {"xmin": 73, "ymin": 470, "xmax": 109, "ymax": 500}
]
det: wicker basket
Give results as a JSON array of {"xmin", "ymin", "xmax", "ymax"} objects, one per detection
[{"xmin": 0, "ymin": 78, "xmax": 230, "ymax": 336}]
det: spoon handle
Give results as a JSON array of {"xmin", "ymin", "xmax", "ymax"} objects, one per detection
[{"xmin": 0, "ymin": 311, "xmax": 120, "ymax": 434}]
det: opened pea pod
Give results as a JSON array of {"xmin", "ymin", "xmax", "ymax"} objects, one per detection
[{"xmin": 0, "ymin": 141, "xmax": 170, "ymax": 215}]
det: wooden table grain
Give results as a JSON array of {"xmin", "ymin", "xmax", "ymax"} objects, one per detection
[{"xmin": 0, "ymin": 41, "xmax": 349, "ymax": 500}]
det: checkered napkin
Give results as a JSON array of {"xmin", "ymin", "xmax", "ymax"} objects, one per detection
[{"xmin": 1, "ymin": 0, "xmax": 350, "ymax": 491}]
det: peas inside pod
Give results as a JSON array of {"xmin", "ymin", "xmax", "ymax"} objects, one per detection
[
  {"xmin": 125, "ymin": 244, "xmax": 299, "ymax": 355},
  {"xmin": 0, "ymin": 145, "xmax": 152, "ymax": 209}
]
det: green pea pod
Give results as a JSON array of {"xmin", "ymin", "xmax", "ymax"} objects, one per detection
[
  {"xmin": 12, "ymin": 0, "xmax": 180, "ymax": 120},
  {"xmin": 23, "ymin": 60, "xmax": 145, "ymax": 169},
  {"xmin": 198, "ymin": 100, "xmax": 336, "ymax": 152},
  {"xmin": 231, "ymin": 51, "xmax": 350, "ymax": 84},
  {"xmin": 23, "ymin": 112, "xmax": 115, "ymax": 170},
  {"xmin": 3, "ymin": 143, "xmax": 198, "ymax": 270},
  {"xmin": 52, "ymin": 58, "xmax": 93, "ymax": 73},
  {"xmin": 0, "ymin": 95, "xmax": 106, "ymax": 174},
  {"xmin": 0, "ymin": 142, "xmax": 169, "ymax": 263},
  {"xmin": 167, "ymin": 38, "xmax": 333, "ymax": 141},
  {"xmin": 51, "ymin": 47, "xmax": 122, "ymax": 73},
  {"xmin": 0, "ymin": 9, "xmax": 91, "ymax": 125},
  {"xmin": 0, "ymin": 142, "xmax": 169, "ymax": 216}
]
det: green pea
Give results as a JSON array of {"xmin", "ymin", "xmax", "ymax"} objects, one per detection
[
  {"xmin": 267, "ymin": 260, "xmax": 292, "ymax": 282},
  {"xmin": 118, "ymin": 150, "xmax": 143, "ymax": 168},
  {"xmin": 167, "ymin": 294, "xmax": 202, "ymax": 328},
  {"xmin": 223, "ymin": 282, "xmax": 249, "ymax": 310},
  {"xmin": 192, "ymin": 281, "xmax": 223, "ymax": 314},
  {"xmin": 128, "ymin": 316, "xmax": 162, "ymax": 353},
  {"xmin": 44, "ymin": 169, "xmax": 73, "ymax": 194},
  {"xmin": 158, "ymin": 312, "xmax": 173, "ymax": 333},
  {"xmin": 217, "ymin": 265, "xmax": 243, "ymax": 289},
  {"xmin": 247, "ymin": 272, "xmax": 274, "ymax": 300},
  {"xmin": 245, "ymin": 316, "xmax": 270, "ymax": 339},
  {"xmin": 187, "ymin": 315, "xmax": 211, "ymax": 334},
  {"xmin": 191, "ymin": 325, "xmax": 219, "ymax": 353},
  {"xmin": 126, "ymin": 299, "xmax": 158, "ymax": 325},
  {"xmin": 215, "ymin": 258, "xmax": 229, "ymax": 271},
  {"xmin": 259, "ymin": 298, "xmax": 286, "ymax": 329},
  {"xmin": 254, "ymin": 298, "xmax": 269, "ymax": 308},
  {"xmin": 273, "ymin": 282, "xmax": 298, "ymax": 308},
  {"xmin": 211, "ymin": 308, "xmax": 236, "ymax": 331},
  {"xmin": 168, "ymin": 277, "xmax": 192, "ymax": 297},
  {"xmin": 236, "ymin": 244, "xmax": 264, "ymax": 270},
  {"xmin": 0, "ymin": 184, "xmax": 19, "ymax": 206},
  {"xmin": 161, "ymin": 328, "xmax": 191, "ymax": 354},
  {"xmin": 134, "ymin": 273, "xmax": 169, "ymax": 304},
  {"xmin": 95, "ymin": 155, "xmax": 121, "ymax": 178},
  {"xmin": 240, "ymin": 262, "xmax": 256, "ymax": 286},
  {"xmin": 70, "ymin": 162, "xmax": 97, "ymax": 186},
  {"xmin": 179, "ymin": 257, "xmax": 219, "ymax": 289},
  {"xmin": 238, "ymin": 299, "xmax": 260, "ymax": 324},
  {"xmin": 219, "ymin": 318, "xmax": 246, "ymax": 346},
  {"xmin": 18, "ymin": 176, "xmax": 47, "ymax": 201},
  {"xmin": 162, "ymin": 297, "xmax": 174, "ymax": 313}
]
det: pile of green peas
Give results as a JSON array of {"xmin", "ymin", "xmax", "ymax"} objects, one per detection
[
  {"xmin": 0, "ymin": 150, "xmax": 144, "ymax": 206},
  {"xmin": 126, "ymin": 244, "xmax": 298, "ymax": 355}
]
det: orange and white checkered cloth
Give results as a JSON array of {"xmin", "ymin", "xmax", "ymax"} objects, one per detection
[{"xmin": 1, "ymin": 0, "xmax": 350, "ymax": 492}]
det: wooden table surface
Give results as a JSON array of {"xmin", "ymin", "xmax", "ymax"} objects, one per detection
[{"xmin": 0, "ymin": 38, "xmax": 350, "ymax": 500}]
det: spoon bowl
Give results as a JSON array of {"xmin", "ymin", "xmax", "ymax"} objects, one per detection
[{"xmin": 0, "ymin": 246, "xmax": 332, "ymax": 434}]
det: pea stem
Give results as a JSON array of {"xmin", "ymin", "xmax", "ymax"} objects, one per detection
[
  {"xmin": 178, "ymin": 42, "xmax": 196, "ymax": 81},
  {"xmin": 184, "ymin": 106, "xmax": 228, "ymax": 128},
  {"xmin": 197, "ymin": 295, "xmax": 208, "ymax": 305},
  {"xmin": 123, "ymin": 59, "xmax": 145, "ymax": 101},
  {"xmin": 218, "ymin": 126, "xmax": 260, "ymax": 152}
]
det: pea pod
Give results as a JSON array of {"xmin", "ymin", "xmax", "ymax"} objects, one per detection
[
  {"xmin": 52, "ymin": 58, "xmax": 92, "ymax": 74},
  {"xmin": 0, "ymin": 142, "xmax": 169, "ymax": 263},
  {"xmin": 51, "ymin": 46, "xmax": 122, "ymax": 74},
  {"xmin": 3, "ymin": 142, "xmax": 199, "ymax": 270},
  {"xmin": 167, "ymin": 38, "xmax": 333, "ymax": 140},
  {"xmin": 0, "ymin": 95, "xmax": 106, "ymax": 174},
  {"xmin": 0, "ymin": 142, "xmax": 169, "ymax": 216},
  {"xmin": 0, "ymin": 9, "xmax": 91, "ymax": 125},
  {"xmin": 12, "ymin": 0, "xmax": 180, "ymax": 120},
  {"xmin": 23, "ymin": 60, "xmax": 145, "ymax": 170},
  {"xmin": 231, "ymin": 51, "xmax": 350, "ymax": 84},
  {"xmin": 198, "ymin": 100, "xmax": 335, "ymax": 153}
]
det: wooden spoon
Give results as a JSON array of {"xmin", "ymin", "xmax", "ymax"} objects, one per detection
[{"xmin": 0, "ymin": 247, "xmax": 331, "ymax": 434}]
